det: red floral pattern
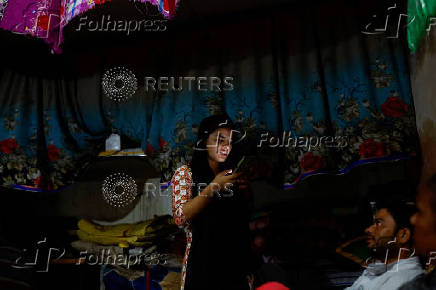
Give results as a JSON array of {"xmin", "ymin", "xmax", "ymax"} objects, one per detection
[
  {"xmin": 47, "ymin": 144, "xmax": 60, "ymax": 162},
  {"xmin": 0, "ymin": 138, "xmax": 19, "ymax": 154},
  {"xmin": 381, "ymin": 96, "xmax": 408, "ymax": 118},
  {"xmin": 146, "ymin": 142, "xmax": 154, "ymax": 155},
  {"xmin": 171, "ymin": 165, "xmax": 193, "ymax": 290},
  {"xmin": 160, "ymin": 137, "xmax": 167, "ymax": 150},
  {"xmin": 37, "ymin": 15, "xmax": 50, "ymax": 31},
  {"xmin": 358, "ymin": 139, "xmax": 386, "ymax": 158},
  {"xmin": 300, "ymin": 152, "xmax": 325, "ymax": 172},
  {"xmin": 34, "ymin": 175, "xmax": 53, "ymax": 190},
  {"xmin": 34, "ymin": 176, "xmax": 42, "ymax": 187}
]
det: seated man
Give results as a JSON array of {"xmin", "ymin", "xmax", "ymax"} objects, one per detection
[
  {"xmin": 399, "ymin": 174, "xmax": 436, "ymax": 289},
  {"xmin": 346, "ymin": 198, "xmax": 424, "ymax": 290}
]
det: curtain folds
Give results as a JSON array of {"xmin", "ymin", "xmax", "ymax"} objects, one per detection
[{"xmin": 0, "ymin": 0, "xmax": 419, "ymax": 190}]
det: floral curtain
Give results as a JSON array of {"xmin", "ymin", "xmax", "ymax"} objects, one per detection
[{"xmin": 0, "ymin": 0, "xmax": 419, "ymax": 191}]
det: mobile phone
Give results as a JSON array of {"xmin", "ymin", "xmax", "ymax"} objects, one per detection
[{"xmin": 234, "ymin": 156, "xmax": 245, "ymax": 174}]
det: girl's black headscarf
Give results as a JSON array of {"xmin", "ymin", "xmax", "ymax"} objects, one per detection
[{"xmin": 190, "ymin": 114, "xmax": 240, "ymax": 197}]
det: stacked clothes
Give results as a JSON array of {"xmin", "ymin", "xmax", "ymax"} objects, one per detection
[{"xmin": 72, "ymin": 215, "xmax": 183, "ymax": 289}]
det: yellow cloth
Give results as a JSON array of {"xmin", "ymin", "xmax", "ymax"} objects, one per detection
[
  {"xmin": 77, "ymin": 229, "xmax": 148, "ymax": 246},
  {"xmin": 77, "ymin": 215, "xmax": 175, "ymax": 246}
]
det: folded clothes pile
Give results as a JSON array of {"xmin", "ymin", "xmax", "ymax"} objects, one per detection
[
  {"xmin": 76, "ymin": 215, "xmax": 178, "ymax": 247},
  {"xmin": 71, "ymin": 240, "xmax": 124, "ymax": 257}
]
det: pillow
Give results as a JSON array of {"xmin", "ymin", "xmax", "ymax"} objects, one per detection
[{"xmin": 336, "ymin": 236, "xmax": 372, "ymax": 265}]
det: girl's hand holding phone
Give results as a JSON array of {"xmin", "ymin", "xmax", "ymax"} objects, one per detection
[{"xmin": 212, "ymin": 169, "xmax": 242, "ymax": 189}]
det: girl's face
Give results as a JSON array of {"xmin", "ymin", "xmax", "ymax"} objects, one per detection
[{"xmin": 206, "ymin": 128, "xmax": 232, "ymax": 163}]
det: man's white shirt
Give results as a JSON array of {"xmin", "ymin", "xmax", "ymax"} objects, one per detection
[{"xmin": 345, "ymin": 256, "xmax": 424, "ymax": 290}]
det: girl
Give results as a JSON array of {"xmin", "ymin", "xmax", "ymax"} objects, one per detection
[{"xmin": 171, "ymin": 114, "xmax": 252, "ymax": 290}]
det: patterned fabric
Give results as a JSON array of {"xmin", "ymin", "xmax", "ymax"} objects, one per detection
[
  {"xmin": 170, "ymin": 165, "xmax": 193, "ymax": 290},
  {"xmin": 0, "ymin": 0, "xmax": 420, "ymax": 190},
  {"xmin": 0, "ymin": 0, "xmax": 8, "ymax": 21},
  {"xmin": 0, "ymin": 0, "xmax": 179, "ymax": 53},
  {"xmin": 102, "ymin": 264, "xmax": 169, "ymax": 290}
]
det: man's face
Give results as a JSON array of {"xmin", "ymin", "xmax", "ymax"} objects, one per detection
[
  {"xmin": 410, "ymin": 185, "xmax": 436, "ymax": 256},
  {"xmin": 365, "ymin": 208, "xmax": 396, "ymax": 250}
]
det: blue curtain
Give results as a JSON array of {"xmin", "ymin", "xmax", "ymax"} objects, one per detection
[{"xmin": 0, "ymin": 0, "xmax": 418, "ymax": 190}]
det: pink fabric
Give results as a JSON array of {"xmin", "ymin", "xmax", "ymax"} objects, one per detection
[
  {"xmin": 0, "ymin": 0, "xmax": 179, "ymax": 54},
  {"xmin": 256, "ymin": 282, "xmax": 290, "ymax": 290}
]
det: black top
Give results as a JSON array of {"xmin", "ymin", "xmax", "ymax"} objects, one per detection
[{"xmin": 184, "ymin": 177, "xmax": 252, "ymax": 290}]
